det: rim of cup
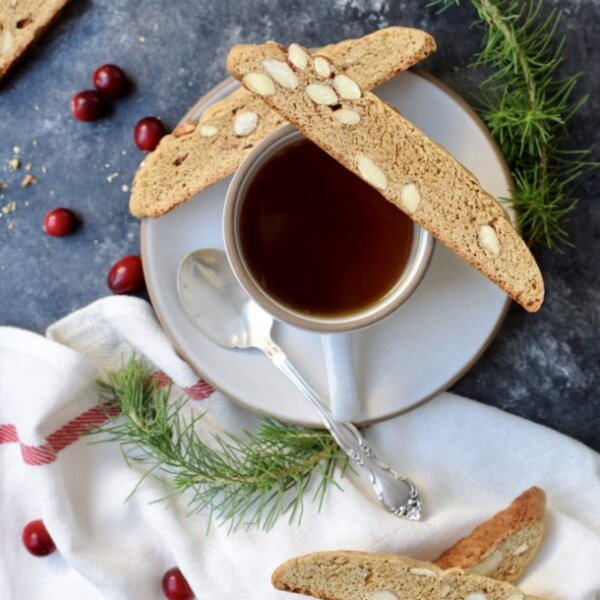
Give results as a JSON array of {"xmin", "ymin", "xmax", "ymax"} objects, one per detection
[{"xmin": 224, "ymin": 125, "xmax": 435, "ymax": 333}]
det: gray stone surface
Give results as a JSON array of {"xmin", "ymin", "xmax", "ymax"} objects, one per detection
[{"xmin": 0, "ymin": 0, "xmax": 598, "ymax": 450}]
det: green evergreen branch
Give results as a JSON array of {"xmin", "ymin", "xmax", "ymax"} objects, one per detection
[
  {"xmin": 88, "ymin": 357, "xmax": 348, "ymax": 531},
  {"xmin": 430, "ymin": 0, "xmax": 597, "ymax": 249}
]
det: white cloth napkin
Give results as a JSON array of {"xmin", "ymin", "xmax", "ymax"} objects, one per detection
[{"xmin": 1, "ymin": 296, "xmax": 599, "ymax": 600}]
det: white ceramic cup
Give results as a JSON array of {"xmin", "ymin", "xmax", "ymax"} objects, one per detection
[{"xmin": 224, "ymin": 125, "xmax": 435, "ymax": 420}]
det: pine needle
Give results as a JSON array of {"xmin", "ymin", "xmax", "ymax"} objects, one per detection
[
  {"xmin": 430, "ymin": 0, "xmax": 597, "ymax": 249},
  {"xmin": 88, "ymin": 357, "xmax": 348, "ymax": 531}
]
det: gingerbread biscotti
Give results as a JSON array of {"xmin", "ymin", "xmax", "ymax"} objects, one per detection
[
  {"xmin": 0, "ymin": 0, "xmax": 72, "ymax": 80},
  {"xmin": 272, "ymin": 551, "xmax": 541, "ymax": 599},
  {"xmin": 435, "ymin": 487, "xmax": 546, "ymax": 584},
  {"xmin": 226, "ymin": 41, "xmax": 544, "ymax": 312},
  {"xmin": 129, "ymin": 27, "xmax": 436, "ymax": 218}
]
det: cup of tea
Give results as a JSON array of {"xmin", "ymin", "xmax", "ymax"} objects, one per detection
[{"xmin": 224, "ymin": 125, "xmax": 434, "ymax": 420}]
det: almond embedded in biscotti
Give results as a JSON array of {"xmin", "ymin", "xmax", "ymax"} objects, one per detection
[
  {"xmin": 400, "ymin": 182, "xmax": 421, "ymax": 213},
  {"xmin": 261, "ymin": 59, "xmax": 298, "ymax": 89},
  {"xmin": 439, "ymin": 584, "xmax": 453, "ymax": 598},
  {"xmin": 369, "ymin": 592, "xmax": 399, "ymax": 600},
  {"xmin": 314, "ymin": 56, "xmax": 332, "ymax": 78},
  {"xmin": 333, "ymin": 108, "xmax": 360, "ymax": 125},
  {"xmin": 479, "ymin": 224, "xmax": 501, "ymax": 257},
  {"xmin": 243, "ymin": 72, "xmax": 275, "ymax": 96},
  {"xmin": 333, "ymin": 74, "xmax": 361, "ymax": 100},
  {"xmin": 305, "ymin": 83, "xmax": 338, "ymax": 106},
  {"xmin": 408, "ymin": 567, "xmax": 437, "ymax": 577},
  {"xmin": 288, "ymin": 43, "xmax": 309, "ymax": 70},
  {"xmin": 469, "ymin": 549, "xmax": 503, "ymax": 576},
  {"xmin": 233, "ymin": 111, "xmax": 258, "ymax": 136},
  {"xmin": 173, "ymin": 121, "xmax": 196, "ymax": 138},
  {"xmin": 1, "ymin": 28, "xmax": 14, "ymax": 55},
  {"xmin": 465, "ymin": 593, "xmax": 488, "ymax": 600},
  {"xmin": 505, "ymin": 595, "xmax": 525, "ymax": 600},
  {"xmin": 511, "ymin": 543, "xmax": 529, "ymax": 556},
  {"xmin": 198, "ymin": 124, "xmax": 218, "ymax": 138},
  {"xmin": 356, "ymin": 153, "xmax": 387, "ymax": 190}
]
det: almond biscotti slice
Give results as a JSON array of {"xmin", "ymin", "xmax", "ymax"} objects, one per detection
[
  {"xmin": 129, "ymin": 26, "xmax": 436, "ymax": 218},
  {"xmin": 272, "ymin": 551, "xmax": 541, "ymax": 600},
  {"xmin": 0, "ymin": 0, "xmax": 72, "ymax": 80},
  {"xmin": 435, "ymin": 487, "xmax": 546, "ymax": 584},
  {"xmin": 226, "ymin": 42, "xmax": 544, "ymax": 312}
]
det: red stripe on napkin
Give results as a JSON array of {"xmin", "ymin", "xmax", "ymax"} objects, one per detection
[
  {"xmin": 150, "ymin": 371, "xmax": 214, "ymax": 401},
  {"xmin": 150, "ymin": 371, "xmax": 171, "ymax": 388},
  {"xmin": 0, "ymin": 406, "xmax": 120, "ymax": 466},
  {"xmin": 1, "ymin": 373, "xmax": 214, "ymax": 466},
  {"xmin": 183, "ymin": 380, "xmax": 214, "ymax": 400},
  {"xmin": 46, "ymin": 405, "xmax": 121, "ymax": 452},
  {"xmin": 0, "ymin": 423, "xmax": 18, "ymax": 443}
]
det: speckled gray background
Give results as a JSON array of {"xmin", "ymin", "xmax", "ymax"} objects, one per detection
[{"xmin": 0, "ymin": 0, "xmax": 598, "ymax": 451}]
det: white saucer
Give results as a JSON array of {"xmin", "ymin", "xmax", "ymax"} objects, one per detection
[{"xmin": 141, "ymin": 70, "xmax": 512, "ymax": 427}]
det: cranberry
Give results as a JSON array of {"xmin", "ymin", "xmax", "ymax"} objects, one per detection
[
  {"xmin": 107, "ymin": 255, "xmax": 145, "ymax": 294},
  {"xmin": 43, "ymin": 208, "xmax": 78, "ymax": 237},
  {"xmin": 134, "ymin": 116, "xmax": 166, "ymax": 151},
  {"xmin": 71, "ymin": 90, "xmax": 107, "ymax": 122},
  {"xmin": 93, "ymin": 64, "xmax": 130, "ymax": 98},
  {"xmin": 162, "ymin": 568, "xmax": 194, "ymax": 600},
  {"xmin": 22, "ymin": 520, "xmax": 56, "ymax": 557}
]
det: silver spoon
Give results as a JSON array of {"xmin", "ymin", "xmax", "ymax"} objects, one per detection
[{"xmin": 177, "ymin": 248, "xmax": 422, "ymax": 520}]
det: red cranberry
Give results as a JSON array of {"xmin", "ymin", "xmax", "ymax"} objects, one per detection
[
  {"xmin": 93, "ymin": 64, "xmax": 130, "ymax": 98},
  {"xmin": 71, "ymin": 90, "xmax": 107, "ymax": 122},
  {"xmin": 43, "ymin": 208, "xmax": 78, "ymax": 237},
  {"xmin": 107, "ymin": 255, "xmax": 145, "ymax": 294},
  {"xmin": 162, "ymin": 568, "xmax": 194, "ymax": 600},
  {"xmin": 22, "ymin": 520, "xmax": 56, "ymax": 557},
  {"xmin": 134, "ymin": 116, "xmax": 166, "ymax": 151}
]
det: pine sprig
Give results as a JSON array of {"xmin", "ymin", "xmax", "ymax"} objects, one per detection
[
  {"xmin": 431, "ymin": 0, "xmax": 597, "ymax": 249},
  {"xmin": 88, "ymin": 357, "xmax": 348, "ymax": 531}
]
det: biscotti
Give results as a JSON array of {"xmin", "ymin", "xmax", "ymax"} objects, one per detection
[
  {"xmin": 129, "ymin": 27, "xmax": 436, "ymax": 218},
  {"xmin": 0, "ymin": 0, "xmax": 72, "ymax": 80},
  {"xmin": 226, "ymin": 42, "xmax": 544, "ymax": 312},
  {"xmin": 435, "ymin": 487, "xmax": 546, "ymax": 583},
  {"xmin": 272, "ymin": 551, "xmax": 540, "ymax": 599}
]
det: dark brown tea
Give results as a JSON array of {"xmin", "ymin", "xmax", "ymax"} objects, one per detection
[{"xmin": 239, "ymin": 139, "xmax": 413, "ymax": 316}]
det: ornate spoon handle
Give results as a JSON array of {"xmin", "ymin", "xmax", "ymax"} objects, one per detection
[{"xmin": 262, "ymin": 339, "xmax": 422, "ymax": 520}]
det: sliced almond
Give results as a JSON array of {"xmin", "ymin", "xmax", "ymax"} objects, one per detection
[
  {"xmin": 357, "ymin": 153, "xmax": 387, "ymax": 191},
  {"xmin": 243, "ymin": 72, "xmax": 275, "ymax": 96},
  {"xmin": 261, "ymin": 59, "xmax": 298, "ymax": 90},
  {"xmin": 233, "ymin": 111, "xmax": 258, "ymax": 136},
  {"xmin": 198, "ymin": 125, "xmax": 218, "ymax": 138},
  {"xmin": 400, "ymin": 183, "xmax": 421, "ymax": 213},
  {"xmin": 341, "ymin": 53, "xmax": 361, "ymax": 66},
  {"xmin": 469, "ymin": 549, "xmax": 503, "ymax": 576},
  {"xmin": 408, "ymin": 567, "xmax": 437, "ymax": 577},
  {"xmin": 479, "ymin": 224, "xmax": 501, "ymax": 257},
  {"xmin": 173, "ymin": 121, "xmax": 196, "ymax": 138},
  {"xmin": 506, "ymin": 595, "xmax": 526, "ymax": 600},
  {"xmin": 288, "ymin": 43, "xmax": 309, "ymax": 70},
  {"xmin": 465, "ymin": 593, "xmax": 488, "ymax": 600},
  {"xmin": 305, "ymin": 83, "xmax": 338, "ymax": 106},
  {"xmin": 333, "ymin": 74, "xmax": 361, "ymax": 100},
  {"xmin": 439, "ymin": 584, "xmax": 453, "ymax": 598},
  {"xmin": 314, "ymin": 56, "xmax": 332, "ymax": 78},
  {"xmin": 333, "ymin": 108, "xmax": 360, "ymax": 125},
  {"xmin": 369, "ymin": 592, "xmax": 399, "ymax": 600},
  {"xmin": 1, "ymin": 28, "xmax": 14, "ymax": 55},
  {"xmin": 512, "ymin": 543, "xmax": 529, "ymax": 556}
]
